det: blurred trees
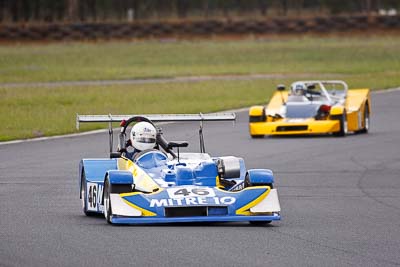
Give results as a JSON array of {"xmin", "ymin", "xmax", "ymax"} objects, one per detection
[{"xmin": 0, "ymin": 0, "xmax": 399, "ymax": 23}]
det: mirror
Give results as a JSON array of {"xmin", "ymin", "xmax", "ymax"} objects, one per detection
[
  {"xmin": 277, "ymin": 84, "xmax": 286, "ymax": 91},
  {"xmin": 168, "ymin": 141, "xmax": 189, "ymax": 149},
  {"xmin": 307, "ymin": 84, "xmax": 316, "ymax": 90},
  {"xmin": 110, "ymin": 152, "xmax": 121, "ymax": 158}
]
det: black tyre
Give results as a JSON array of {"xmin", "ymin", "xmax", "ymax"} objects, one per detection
[
  {"xmin": 81, "ymin": 171, "xmax": 96, "ymax": 216},
  {"xmin": 250, "ymin": 134, "xmax": 264, "ymax": 139},
  {"xmin": 333, "ymin": 111, "xmax": 347, "ymax": 137},
  {"xmin": 103, "ymin": 177, "xmax": 112, "ymax": 224},
  {"xmin": 244, "ymin": 173, "xmax": 252, "ymax": 187},
  {"xmin": 250, "ymin": 220, "xmax": 272, "ymax": 226},
  {"xmin": 358, "ymin": 104, "xmax": 370, "ymax": 134},
  {"xmin": 249, "ymin": 111, "xmax": 266, "ymax": 123}
]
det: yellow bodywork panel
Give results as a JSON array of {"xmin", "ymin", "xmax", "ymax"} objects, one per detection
[
  {"xmin": 345, "ymin": 89, "xmax": 370, "ymax": 132},
  {"xmin": 346, "ymin": 89, "xmax": 370, "ymax": 113},
  {"xmin": 265, "ymin": 91, "xmax": 288, "ymax": 116},
  {"xmin": 250, "ymin": 119, "xmax": 341, "ymax": 135},
  {"xmin": 117, "ymin": 157, "xmax": 160, "ymax": 192},
  {"xmin": 249, "ymin": 105, "xmax": 265, "ymax": 117},
  {"xmin": 235, "ymin": 186, "xmax": 270, "ymax": 216},
  {"xmin": 330, "ymin": 106, "xmax": 344, "ymax": 116}
]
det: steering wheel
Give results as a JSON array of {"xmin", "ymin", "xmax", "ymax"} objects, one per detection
[{"xmin": 306, "ymin": 88, "xmax": 321, "ymax": 95}]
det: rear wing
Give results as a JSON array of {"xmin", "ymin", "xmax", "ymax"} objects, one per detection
[
  {"xmin": 76, "ymin": 113, "xmax": 236, "ymax": 155},
  {"xmin": 76, "ymin": 113, "xmax": 236, "ymax": 130}
]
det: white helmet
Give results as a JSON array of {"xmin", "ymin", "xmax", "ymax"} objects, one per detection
[
  {"xmin": 130, "ymin": 122, "xmax": 157, "ymax": 151},
  {"xmin": 292, "ymin": 82, "xmax": 306, "ymax": 96}
]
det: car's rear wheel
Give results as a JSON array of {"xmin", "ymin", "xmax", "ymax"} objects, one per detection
[
  {"xmin": 333, "ymin": 111, "xmax": 347, "ymax": 137},
  {"xmin": 250, "ymin": 134, "xmax": 264, "ymax": 139},
  {"xmin": 103, "ymin": 177, "xmax": 112, "ymax": 224},
  {"xmin": 81, "ymin": 171, "xmax": 96, "ymax": 216}
]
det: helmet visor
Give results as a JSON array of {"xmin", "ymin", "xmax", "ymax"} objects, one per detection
[{"xmin": 135, "ymin": 137, "xmax": 156, "ymax": 144}]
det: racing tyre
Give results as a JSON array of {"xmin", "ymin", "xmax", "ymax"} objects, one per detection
[
  {"xmin": 103, "ymin": 177, "xmax": 113, "ymax": 224},
  {"xmin": 250, "ymin": 221, "xmax": 272, "ymax": 226},
  {"xmin": 358, "ymin": 104, "xmax": 370, "ymax": 134},
  {"xmin": 81, "ymin": 171, "xmax": 96, "ymax": 216},
  {"xmin": 244, "ymin": 173, "xmax": 252, "ymax": 187},
  {"xmin": 333, "ymin": 111, "xmax": 347, "ymax": 137}
]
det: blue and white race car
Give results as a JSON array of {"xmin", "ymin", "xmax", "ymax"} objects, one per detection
[{"xmin": 77, "ymin": 113, "xmax": 281, "ymax": 225}]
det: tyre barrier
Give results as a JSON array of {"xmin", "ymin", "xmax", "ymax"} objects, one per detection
[{"xmin": 0, "ymin": 15, "xmax": 399, "ymax": 41}]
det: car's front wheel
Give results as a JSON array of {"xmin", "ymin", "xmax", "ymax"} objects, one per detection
[
  {"xmin": 103, "ymin": 177, "xmax": 112, "ymax": 224},
  {"xmin": 359, "ymin": 104, "xmax": 370, "ymax": 134},
  {"xmin": 333, "ymin": 111, "xmax": 347, "ymax": 137}
]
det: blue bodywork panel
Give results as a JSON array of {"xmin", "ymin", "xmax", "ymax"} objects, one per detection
[
  {"xmin": 247, "ymin": 169, "xmax": 274, "ymax": 185},
  {"xmin": 136, "ymin": 153, "xmax": 220, "ymax": 187},
  {"xmin": 80, "ymin": 159, "xmax": 118, "ymax": 182},
  {"xmin": 135, "ymin": 152, "xmax": 168, "ymax": 169},
  {"xmin": 108, "ymin": 170, "xmax": 134, "ymax": 184},
  {"xmin": 112, "ymin": 215, "xmax": 280, "ymax": 224},
  {"xmin": 78, "ymin": 159, "xmax": 118, "ymax": 205}
]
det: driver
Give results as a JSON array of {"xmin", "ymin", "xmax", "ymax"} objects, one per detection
[
  {"xmin": 125, "ymin": 121, "xmax": 157, "ymax": 160},
  {"xmin": 292, "ymin": 83, "xmax": 306, "ymax": 96}
]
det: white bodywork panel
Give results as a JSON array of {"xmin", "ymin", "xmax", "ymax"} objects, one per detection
[
  {"xmin": 110, "ymin": 194, "xmax": 142, "ymax": 217},
  {"xmin": 250, "ymin": 189, "xmax": 281, "ymax": 213}
]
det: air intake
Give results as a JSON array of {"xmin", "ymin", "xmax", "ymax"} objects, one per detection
[
  {"xmin": 165, "ymin": 206, "xmax": 228, "ymax": 217},
  {"xmin": 276, "ymin": 125, "xmax": 308, "ymax": 131}
]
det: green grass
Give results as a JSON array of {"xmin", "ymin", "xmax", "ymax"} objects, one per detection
[
  {"xmin": 0, "ymin": 36, "xmax": 400, "ymax": 83},
  {"xmin": 0, "ymin": 79, "xmax": 285, "ymax": 141},
  {"xmin": 0, "ymin": 71, "xmax": 396, "ymax": 141},
  {"xmin": 1, "ymin": 36, "xmax": 400, "ymax": 141}
]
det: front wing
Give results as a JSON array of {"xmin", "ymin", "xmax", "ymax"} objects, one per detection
[{"xmin": 109, "ymin": 186, "xmax": 281, "ymax": 224}]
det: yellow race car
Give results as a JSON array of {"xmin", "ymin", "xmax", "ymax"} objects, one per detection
[{"xmin": 249, "ymin": 80, "xmax": 370, "ymax": 138}]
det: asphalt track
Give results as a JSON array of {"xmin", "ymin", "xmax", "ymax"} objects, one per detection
[{"xmin": 1, "ymin": 90, "xmax": 400, "ymax": 267}]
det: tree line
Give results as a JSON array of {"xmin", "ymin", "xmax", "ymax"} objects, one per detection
[{"xmin": 1, "ymin": 0, "xmax": 399, "ymax": 23}]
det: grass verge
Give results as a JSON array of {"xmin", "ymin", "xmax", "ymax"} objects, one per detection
[
  {"xmin": 1, "ymin": 36, "xmax": 400, "ymax": 141},
  {"xmin": 0, "ymin": 79, "xmax": 282, "ymax": 141},
  {"xmin": 1, "ymin": 36, "xmax": 400, "ymax": 83},
  {"xmin": 1, "ymin": 73, "xmax": 397, "ymax": 141}
]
